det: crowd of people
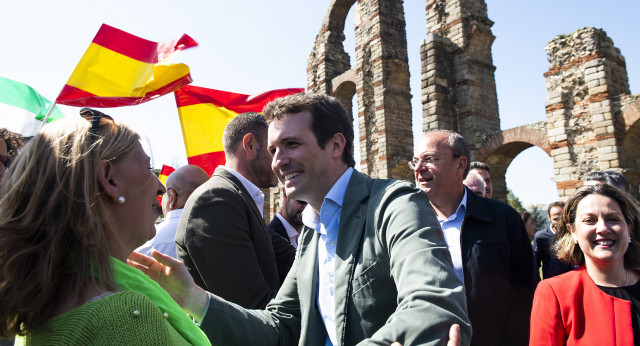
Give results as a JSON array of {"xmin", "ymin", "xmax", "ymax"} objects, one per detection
[{"xmin": 0, "ymin": 93, "xmax": 638, "ymax": 345}]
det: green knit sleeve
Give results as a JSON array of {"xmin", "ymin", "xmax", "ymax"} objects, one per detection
[
  {"xmin": 21, "ymin": 291, "xmax": 191, "ymax": 345},
  {"xmin": 90, "ymin": 291, "xmax": 190, "ymax": 345}
]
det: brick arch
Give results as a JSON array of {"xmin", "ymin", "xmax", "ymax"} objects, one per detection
[
  {"xmin": 306, "ymin": 0, "xmax": 356, "ymax": 93},
  {"xmin": 475, "ymin": 125, "xmax": 552, "ymax": 201},
  {"xmin": 332, "ymin": 69, "xmax": 356, "ymax": 122}
]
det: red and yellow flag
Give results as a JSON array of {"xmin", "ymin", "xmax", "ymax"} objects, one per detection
[
  {"xmin": 57, "ymin": 24, "xmax": 197, "ymax": 107},
  {"xmin": 158, "ymin": 164, "xmax": 176, "ymax": 186},
  {"xmin": 157, "ymin": 164, "xmax": 175, "ymax": 204},
  {"xmin": 174, "ymin": 85, "xmax": 304, "ymax": 176}
]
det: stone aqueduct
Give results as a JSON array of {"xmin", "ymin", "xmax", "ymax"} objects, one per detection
[{"xmin": 268, "ymin": 0, "xmax": 640, "ymax": 218}]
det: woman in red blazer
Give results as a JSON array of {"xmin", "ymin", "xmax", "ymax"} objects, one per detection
[{"xmin": 530, "ymin": 184, "xmax": 640, "ymax": 345}]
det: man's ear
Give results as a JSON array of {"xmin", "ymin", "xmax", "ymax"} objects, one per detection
[
  {"xmin": 457, "ymin": 156, "xmax": 468, "ymax": 177},
  {"xmin": 167, "ymin": 188, "xmax": 178, "ymax": 209},
  {"xmin": 329, "ymin": 133, "xmax": 346, "ymax": 159},
  {"xmin": 96, "ymin": 159, "xmax": 120, "ymax": 204},
  {"xmin": 241, "ymin": 133, "xmax": 257, "ymax": 158}
]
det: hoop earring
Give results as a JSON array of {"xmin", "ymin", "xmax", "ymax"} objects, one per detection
[{"xmin": 117, "ymin": 196, "xmax": 126, "ymax": 204}]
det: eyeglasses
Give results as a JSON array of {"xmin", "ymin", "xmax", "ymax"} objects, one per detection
[
  {"xmin": 408, "ymin": 154, "xmax": 459, "ymax": 170},
  {"xmin": 80, "ymin": 108, "xmax": 116, "ymax": 139},
  {"xmin": 0, "ymin": 154, "xmax": 13, "ymax": 169}
]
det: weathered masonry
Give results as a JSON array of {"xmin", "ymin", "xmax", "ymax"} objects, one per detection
[{"xmin": 267, "ymin": 0, "xmax": 640, "ymax": 220}]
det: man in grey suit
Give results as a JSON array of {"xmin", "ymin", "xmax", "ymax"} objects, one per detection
[
  {"xmin": 175, "ymin": 112, "xmax": 295, "ymax": 309},
  {"xmin": 131, "ymin": 93, "xmax": 470, "ymax": 345}
]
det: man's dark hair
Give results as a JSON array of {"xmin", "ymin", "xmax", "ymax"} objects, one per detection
[
  {"xmin": 222, "ymin": 112, "xmax": 268, "ymax": 155},
  {"xmin": 585, "ymin": 170, "xmax": 630, "ymax": 193},
  {"xmin": 0, "ymin": 129, "xmax": 24, "ymax": 159},
  {"xmin": 547, "ymin": 201, "xmax": 565, "ymax": 216},
  {"xmin": 470, "ymin": 161, "xmax": 490, "ymax": 174},
  {"xmin": 263, "ymin": 93, "xmax": 355, "ymax": 167}
]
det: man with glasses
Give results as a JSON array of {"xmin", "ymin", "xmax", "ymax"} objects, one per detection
[
  {"xmin": 136, "ymin": 165, "xmax": 209, "ymax": 258},
  {"xmin": 412, "ymin": 130, "xmax": 538, "ymax": 346}
]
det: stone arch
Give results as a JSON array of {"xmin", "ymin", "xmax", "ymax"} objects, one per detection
[
  {"xmin": 476, "ymin": 125, "xmax": 551, "ymax": 201},
  {"xmin": 306, "ymin": 0, "xmax": 356, "ymax": 94},
  {"xmin": 332, "ymin": 70, "xmax": 356, "ymax": 123}
]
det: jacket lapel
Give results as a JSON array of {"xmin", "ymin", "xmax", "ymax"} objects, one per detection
[
  {"xmin": 333, "ymin": 171, "xmax": 370, "ymax": 345},
  {"xmin": 215, "ymin": 167, "xmax": 272, "ymax": 243},
  {"xmin": 296, "ymin": 224, "xmax": 326, "ymax": 344}
]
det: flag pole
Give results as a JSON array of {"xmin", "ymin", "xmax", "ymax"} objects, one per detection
[{"xmin": 39, "ymin": 101, "xmax": 57, "ymax": 130}]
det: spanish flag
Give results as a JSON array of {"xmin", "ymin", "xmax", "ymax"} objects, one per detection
[
  {"xmin": 157, "ymin": 164, "xmax": 175, "ymax": 204},
  {"xmin": 175, "ymin": 85, "xmax": 304, "ymax": 176},
  {"xmin": 57, "ymin": 24, "xmax": 197, "ymax": 107},
  {"xmin": 158, "ymin": 165, "xmax": 176, "ymax": 186}
]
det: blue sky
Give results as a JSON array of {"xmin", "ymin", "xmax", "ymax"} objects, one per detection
[{"xmin": 1, "ymin": 0, "xmax": 638, "ymax": 206}]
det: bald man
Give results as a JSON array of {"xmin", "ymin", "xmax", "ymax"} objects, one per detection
[
  {"xmin": 463, "ymin": 171, "xmax": 486, "ymax": 197},
  {"xmin": 136, "ymin": 165, "xmax": 209, "ymax": 258}
]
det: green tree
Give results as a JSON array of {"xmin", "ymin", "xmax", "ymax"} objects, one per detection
[
  {"xmin": 507, "ymin": 188, "xmax": 526, "ymax": 212},
  {"xmin": 529, "ymin": 205, "xmax": 548, "ymax": 230}
]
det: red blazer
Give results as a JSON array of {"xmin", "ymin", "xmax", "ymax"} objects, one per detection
[{"xmin": 530, "ymin": 266, "xmax": 634, "ymax": 345}]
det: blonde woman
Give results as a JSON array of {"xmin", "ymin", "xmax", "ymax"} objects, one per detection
[{"xmin": 0, "ymin": 109, "xmax": 209, "ymax": 345}]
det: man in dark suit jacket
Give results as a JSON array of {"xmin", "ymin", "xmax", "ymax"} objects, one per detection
[
  {"xmin": 269, "ymin": 187, "xmax": 306, "ymax": 247},
  {"xmin": 413, "ymin": 129, "xmax": 539, "ymax": 346},
  {"xmin": 533, "ymin": 201, "xmax": 575, "ymax": 279},
  {"xmin": 175, "ymin": 112, "xmax": 295, "ymax": 309}
]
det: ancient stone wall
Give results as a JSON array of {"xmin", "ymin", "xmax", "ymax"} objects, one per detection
[
  {"xmin": 422, "ymin": 0, "xmax": 501, "ymax": 153},
  {"xmin": 268, "ymin": 0, "xmax": 640, "ymax": 221},
  {"xmin": 307, "ymin": 0, "xmax": 414, "ymax": 182},
  {"xmin": 543, "ymin": 27, "xmax": 632, "ymax": 199}
]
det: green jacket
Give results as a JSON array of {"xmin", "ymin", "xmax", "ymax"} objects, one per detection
[{"xmin": 200, "ymin": 171, "xmax": 471, "ymax": 345}]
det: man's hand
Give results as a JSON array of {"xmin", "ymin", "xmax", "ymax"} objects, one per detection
[
  {"xmin": 447, "ymin": 324, "xmax": 460, "ymax": 346},
  {"xmin": 390, "ymin": 324, "xmax": 461, "ymax": 346},
  {"xmin": 128, "ymin": 250, "xmax": 209, "ymax": 320}
]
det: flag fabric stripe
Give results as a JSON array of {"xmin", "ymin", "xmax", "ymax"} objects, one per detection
[
  {"xmin": 187, "ymin": 152, "xmax": 226, "ymax": 177},
  {"xmin": 178, "ymin": 103, "xmax": 236, "ymax": 157},
  {"xmin": 0, "ymin": 77, "xmax": 65, "ymax": 136},
  {"xmin": 157, "ymin": 164, "xmax": 175, "ymax": 204},
  {"xmin": 175, "ymin": 85, "xmax": 303, "ymax": 113},
  {"xmin": 0, "ymin": 103, "xmax": 47, "ymax": 136},
  {"xmin": 158, "ymin": 164, "xmax": 175, "ymax": 186},
  {"xmin": 57, "ymin": 62, "xmax": 191, "ymax": 108},
  {"xmin": 91, "ymin": 24, "xmax": 199, "ymax": 63},
  {"xmin": 56, "ymin": 24, "xmax": 196, "ymax": 107},
  {"xmin": 174, "ymin": 85, "xmax": 304, "ymax": 176}
]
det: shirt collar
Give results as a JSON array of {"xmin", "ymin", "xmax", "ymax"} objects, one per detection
[
  {"xmin": 164, "ymin": 208, "xmax": 183, "ymax": 220},
  {"xmin": 302, "ymin": 167, "xmax": 354, "ymax": 229},
  {"xmin": 222, "ymin": 165, "xmax": 265, "ymax": 217},
  {"xmin": 438, "ymin": 187, "xmax": 468, "ymax": 222},
  {"xmin": 276, "ymin": 213, "xmax": 300, "ymax": 238}
]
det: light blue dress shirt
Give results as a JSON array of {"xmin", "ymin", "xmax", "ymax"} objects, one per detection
[
  {"xmin": 301, "ymin": 167, "xmax": 353, "ymax": 346},
  {"xmin": 438, "ymin": 188, "xmax": 467, "ymax": 282}
]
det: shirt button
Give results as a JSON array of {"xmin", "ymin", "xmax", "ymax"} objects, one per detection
[{"xmin": 330, "ymin": 241, "xmax": 335, "ymax": 246}]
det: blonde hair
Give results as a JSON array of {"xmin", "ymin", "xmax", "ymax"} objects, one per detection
[
  {"xmin": 0, "ymin": 117, "xmax": 140, "ymax": 337},
  {"xmin": 554, "ymin": 184, "xmax": 640, "ymax": 269}
]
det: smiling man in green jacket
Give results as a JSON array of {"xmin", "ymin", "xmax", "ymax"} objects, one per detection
[{"xmin": 132, "ymin": 93, "xmax": 471, "ymax": 346}]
